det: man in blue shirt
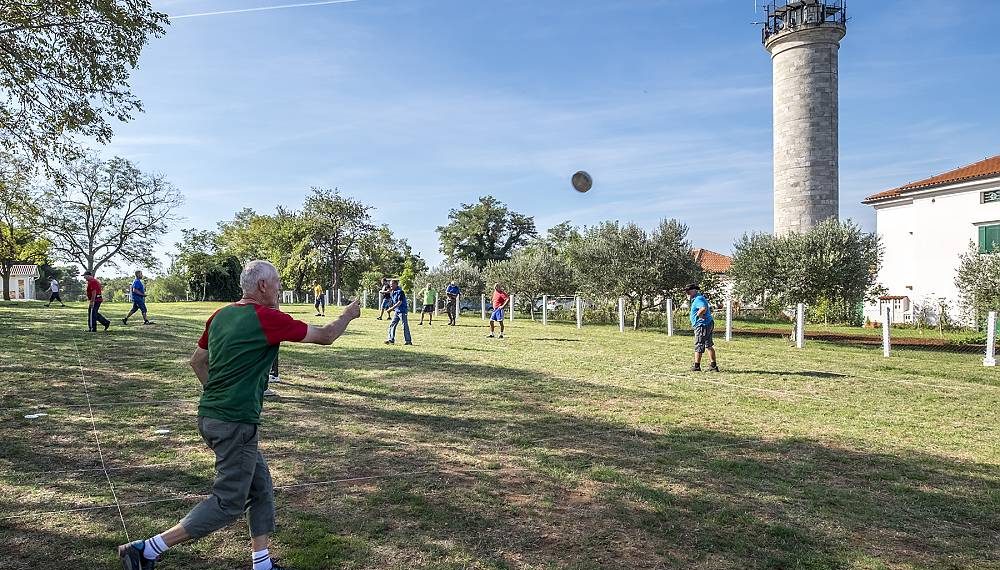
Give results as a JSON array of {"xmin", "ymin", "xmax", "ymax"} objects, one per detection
[
  {"xmin": 445, "ymin": 281, "xmax": 460, "ymax": 326},
  {"xmin": 385, "ymin": 279, "xmax": 412, "ymax": 345},
  {"xmin": 122, "ymin": 270, "xmax": 152, "ymax": 325},
  {"xmin": 685, "ymin": 283, "xmax": 719, "ymax": 372}
]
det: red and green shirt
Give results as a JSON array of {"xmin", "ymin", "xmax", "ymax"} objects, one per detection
[{"xmin": 197, "ymin": 302, "xmax": 308, "ymax": 423}]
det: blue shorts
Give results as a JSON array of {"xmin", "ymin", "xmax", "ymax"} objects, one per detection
[
  {"xmin": 381, "ymin": 298, "xmax": 391, "ymax": 309},
  {"xmin": 490, "ymin": 308, "xmax": 505, "ymax": 321},
  {"xmin": 131, "ymin": 298, "xmax": 147, "ymax": 312}
]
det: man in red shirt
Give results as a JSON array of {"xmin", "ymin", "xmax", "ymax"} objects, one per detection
[
  {"xmin": 487, "ymin": 282, "xmax": 510, "ymax": 339},
  {"xmin": 118, "ymin": 260, "xmax": 361, "ymax": 570},
  {"xmin": 83, "ymin": 271, "xmax": 110, "ymax": 332}
]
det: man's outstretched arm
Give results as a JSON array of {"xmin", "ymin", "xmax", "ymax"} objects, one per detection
[{"xmin": 303, "ymin": 299, "xmax": 361, "ymax": 345}]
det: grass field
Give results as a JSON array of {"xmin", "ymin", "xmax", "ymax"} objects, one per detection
[{"xmin": 1, "ymin": 301, "xmax": 998, "ymax": 570}]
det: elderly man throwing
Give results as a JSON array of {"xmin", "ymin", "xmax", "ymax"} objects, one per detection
[{"xmin": 118, "ymin": 260, "xmax": 360, "ymax": 570}]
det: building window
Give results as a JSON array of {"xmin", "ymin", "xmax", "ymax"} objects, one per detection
[
  {"xmin": 980, "ymin": 224, "xmax": 1000, "ymax": 253},
  {"xmin": 984, "ymin": 190, "xmax": 1000, "ymax": 204}
]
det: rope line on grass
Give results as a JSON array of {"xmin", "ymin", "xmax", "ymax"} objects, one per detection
[{"xmin": 72, "ymin": 338, "xmax": 131, "ymax": 543}]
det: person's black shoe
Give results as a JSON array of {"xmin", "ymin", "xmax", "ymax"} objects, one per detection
[
  {"xmin": 143, "ymin": 320, "xmax": 154, "ymax": 325},
  {"xmin": 690, "ymin": 363, "xmax": 701, "ymax": 372},
  {"xmin": 384, "ymin": 340, "xmax": 394, "ymax": 344},
  {"xmin": 708, "ymin": 363, "xmax": 720, "ymax": 372},
  {"xmin": 418, "ymin": 322, "xmax": 423, "ymax": 325},
  {"xmin": 121, "ymin": 318, "xmax": 128, "ymax": 325},
  {"xmin": 118, "ymin": 542, "xmax": 157, "ymax": 569},
  {"xmin": 103, "ymin": 323, "xmax": 110, "ymax": 331},
  {"xmin": 404, "ymin": 341, "xmax": 413, "ymax": 345},
  {"xmin": 315, "ymin": 312, "xmax": 322, "ymax": 316}
]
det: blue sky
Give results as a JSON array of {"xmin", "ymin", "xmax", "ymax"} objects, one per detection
[{"xmin": 107, "ymin": 0, "xmax": 1000, "ymax": 267}]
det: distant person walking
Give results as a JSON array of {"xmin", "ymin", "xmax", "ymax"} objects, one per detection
[
  {"xmin": 117, "ymin": 260, "xmax": 360, "ymax": 570},
  {"xmin": 445, "ymin": 281, "xmax": 460, "ymax": 326},
  {"xmin": 487, "ymin": 283, "xmax": 509, "ymax": 339},
  {"xmin": 122, "ymin": 270, "xmax": 152, "ymax": 325},
  {"xmin": 418, "ymin": 283, "xmax": 437, "ymax": 326},
  {"xmin": 377, "ymin": 278, "xmax": 391, "ymax": 320},
  {"xmin": 385, "ymin": 279, "xmax": 412, "ymax": 345},
  {"xmin": 313, "ymin": 282, "xmax": 326, "ymax": 317},
  {"xmin": 44, "ymin": 277, "xmax": 65, "ymax": 307},
  {"xmin": 685, "ymin": 283, "xmax": 719, "ymax": 372},
  {"xmin": 84, "ymin": 272, "xmax": 110, "ymax": 332}
]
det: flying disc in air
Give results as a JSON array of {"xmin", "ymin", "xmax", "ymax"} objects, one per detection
[{"xmin": 572, "ymin": 171, "xmax": 592, "ymax": 193}]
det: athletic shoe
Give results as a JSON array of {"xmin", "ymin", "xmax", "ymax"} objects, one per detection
[
  {"xmin": 690, "ymin": 363, "xmax": 701, "ymax": 372},
  {"xmin": 404, "ymin": 342, "xmax": 413, "ymax": 345},
  {"xmin": 376, "ymin": 317, "xmax": 383, "ymax": 320},
  {"xmin": 498, "ymin": 334, "xmax": 504, "ymax": 339},
  {"xmin": 418, "ymin": 322, "xmax": 423, "ymax": 325},
  {"xmin": 268, "ymin": 375, "xmax": 281, "ymax": 384},
  {"xmin": 103, "ymin": 323, "xmax": 110, "ymax": 331},
  {"xmin": 264, "ymin": 388, "xmax": 280, "ymax": 398},
  {"xmin": 143, "ymin": 320, "xmax": 154, "ymax": 325},
  {"xmin": 486, "ymin": 334, "xmax": 494, "ymax": 338},
  {"xmin": 708, "ymin": 363, "xmax": 720, "ymax": 372},
  {"xmin": 118, "ymin": 542, "xmax": 157, "ymax": 569},
  {"xmin": 315, "ymin": 313, "xmax": 322, "ymax": 316},
  {"xmin": 121, "ymin": 318, "xmax": 128, "ymax": 325},
  {"xmin": 384, "ymin": 340, "xmax": 394, "ymax": 344}
]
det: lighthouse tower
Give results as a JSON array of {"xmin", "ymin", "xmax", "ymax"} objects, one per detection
[{"xmin": 762, "ymin": 1, "xmax": 847, "ymax": 235}]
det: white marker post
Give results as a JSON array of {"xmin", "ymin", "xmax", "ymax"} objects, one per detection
[
  {"xmin": 666, "ymin": 298, "xmax": 674, "ymax": 337},
  {"xmin": 725, "ymin": 297, "xmax": 733, "ymax": 342},
  {"xmin": 455, "ymin": 294, "xmax": 460, "ymax": 324},
  {"xmin": 509, "ymin": 294, "xmax": 515, "ymax": 322},
  {"xmin": 542, "ymin": 295, "xmax": 548, "ymax": 325},
  {"xmin": 412, "ymin": 290, "xmax": 417, "ymax": 314},
  {"xmin": 362, "ymin": 290, "xmax": 367, "ymax": 309},
  {"xmin": 481, "ymin": 294, "xmax": 486, "ymax": 320},
  {"xmin": 796, "ymin": 303, "xmax": 805, "ymax": 349},
  {"xmin": 882, "ymin": 306, "xmax": 892, "ymax": 358},
  {"xmin": 618, "ymin": 297, "xmax": 626, "ymax": 332},
  {"xmin": 984, "ymin": 311, "xmax": 997, "ymax": 367},
  {"xmin": 336, "ymin": 289, "xmax": 342, "ymax": 306},
  {"xmin": 576, "ymin": 295, "xmax": 582, "ymax": 329}
]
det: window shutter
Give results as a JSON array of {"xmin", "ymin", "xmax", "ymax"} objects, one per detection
[{"xmin": 990, "ymin": 225, "xmax": 1000, "ymax": 253}]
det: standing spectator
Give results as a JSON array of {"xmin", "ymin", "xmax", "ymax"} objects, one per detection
[
  {"xmin": 122, "ymin": 270, "xmax": 152, "ymax": 325},
  {"xmin": 44, "ymin": 277, "xmax": 65, "ymax": 307},
  {"xmin": 685, "ymin": 283, "xmax": 719, "ymax": 372},
  {"xmin": 313, "ymin": 282, "xmax": 326, "ymax": 317},
  {"xmin": 377, "ymin": 278, "xmax": 391, "ymax": 320},
  {"xmin": 445, "ymin": 281, "xmax": 460, "ymax": 326},
  {"xmin": 385, "ymin": 279, "xmax": 412, "ymax": 345},
  {"xmin": 487, "ymin": 283, "xmax": 509, "ymax": 339},
  {"xmin": 117, "ymin": 260, "xmax": 360, "ymax": 570},
  {"xmin": 84, "ymin": 272, "xmax": 110, "ymax": 332},
  {"xmin": 418, "ymin": 283, "xmax": 437, "ymax": 326}
]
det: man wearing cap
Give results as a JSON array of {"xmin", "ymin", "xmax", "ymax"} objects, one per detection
[
  {"xmin": 685, "ymin": 283, "xmax": 719, "ymax": 372},
  {"xmin": 445, "ymin": 281, "xmax": 460, "ymax": 326},
  {"xmin": 84, "ymin": 271, "xmax": 111, "ymax": 332}
]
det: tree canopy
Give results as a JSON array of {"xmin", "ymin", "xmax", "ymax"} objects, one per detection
[
  {"xmin": 0, "ymin": 1, "xmax": 168, "ymax": 162},
  {"xmin": 437, "ymin": 196, "xmax": 536, "ymax": 269},
  {"xmin": 0, "ymin": 156, "xmax": 49, "ymax": 300}
]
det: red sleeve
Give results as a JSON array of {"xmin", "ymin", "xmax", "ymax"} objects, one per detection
[
  {"xmin": 197, "ymin": 309, "xmax": 222, "ymax": 350},
  {"xmin": 255, "ymin": 305, "xmax": 309, "ymax": 345}
]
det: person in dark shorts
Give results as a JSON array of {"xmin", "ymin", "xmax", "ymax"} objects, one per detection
[
  {"xmin": 313, "ymin": 282, "xmax": 326, "ymax": 316},
  {"xmin": 116, "ymin": 260, "xmax": 360, "ymax": 570},
  {"xmin": 122, "ymin": 270, "xmax": 152, "ymax": 325},
  {"xmin": 686, "ymin": 283, "xmax": 719, "ymax": 372},
  {"xmin": 445, "ymin": 281, "xmax": 460, "ymax": 326},
  {"xmin": 377, "ymin": 278, "xmax": 391, "ymax": 320},
  {"xmin": 84, "ymin": 272, "xmax": 110, "ymax": 332},
  {"xmin": 418, "ymin": 283, "xmax": 437, "ymax": 325},
  {"xmin": 44, "ymin": 277, "xmax": 65, "ymax": 307}
]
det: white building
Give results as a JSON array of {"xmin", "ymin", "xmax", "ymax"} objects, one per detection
[
  {"xmin": 863, "ymin": 155, "xmax": 1000, "ymax": 325},
  {"xmin": 7, "ymin": 265, "xmax": 40, "ymax": 301}
]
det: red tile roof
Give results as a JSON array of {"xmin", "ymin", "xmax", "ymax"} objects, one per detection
[
  {"xmin": 864, "ymin": 154, "xmax": 1000, "ymax": 204},
  {"xmin": 693, "ymin": 248, "xmax": 732, "ymax": 274}
]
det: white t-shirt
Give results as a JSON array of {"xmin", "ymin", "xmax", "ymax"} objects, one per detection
[{"xmin": 49, "ymin": 280, "xmax": 59, "ymax": 293}]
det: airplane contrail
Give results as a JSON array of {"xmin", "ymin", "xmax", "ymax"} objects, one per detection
[{"xmin": 170, "ymin": 0, "xmax": 361, "ymax": 20}]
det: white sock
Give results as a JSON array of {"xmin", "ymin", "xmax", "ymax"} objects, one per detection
[
  {"xmin": 253, "ymin": 548, "xmax": 273, "ymax": 570},
  {"xmin": 142, "ymin": 534, "xmax": 169, "ymax": 559}
]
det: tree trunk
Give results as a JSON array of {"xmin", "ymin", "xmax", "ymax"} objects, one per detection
[
  {"xmin": 1, "ymin": 267, "xmax": 10, "ymax": 301},
  {"xmin": 633, "ymin": 304, "xmax": 642, "ymax": 331}
]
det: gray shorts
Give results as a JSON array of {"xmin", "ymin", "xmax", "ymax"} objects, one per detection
[
  {"xmin": 694, "ymin": 322, "xmax": 715, "ymax": 354},
  {"xmin": 180, "ymin": 416, "xmax": 275, "ymax": 539}
]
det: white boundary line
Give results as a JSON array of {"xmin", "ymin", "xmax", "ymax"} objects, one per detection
[{"xmin": 72, "ymin": 338, "xmax": 130, "ymax": 542}]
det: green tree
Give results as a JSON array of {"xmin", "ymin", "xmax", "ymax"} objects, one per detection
[
  {"xmin": 303, "ymin": 187, "xmax": 375, "ymax": 296},
  {"xmin": 729, "ymin": 232, "xmax": 783, "ymax": 313},
  {"xmin": 437, "ymin": 196, "xmax": 537, "ymax": 269},
  {"xmin": 425, "ymin": 260, "xmax": 484, "ymax": 298},
  {"xmin": 174, "ymin": 229, "xmax": 224, "ymax": 301},
  {"xmin": 484, "ymin": 247, "xmax": 575, "ymax": 319},
  {"xmin": 956, "ymin": 242, "xmax": 1000, "ymax": 319},
  {"xmin": 0, "ymin": 2, "xmax": 168, "ymax": 162},
  {"xmin": 399, "ymin": 257, "xmax": 416, "ymax": 294},
  {"xmin": 0, "ymin": 158, "xmax": 50, "ymax": 300},
  {"xmin": 570, "ymin": 219, "xmax": 701, "ymax": 329},
  {"xmin": 47, "ymin": 155, "xmax": 182, "ymax": 274}
]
